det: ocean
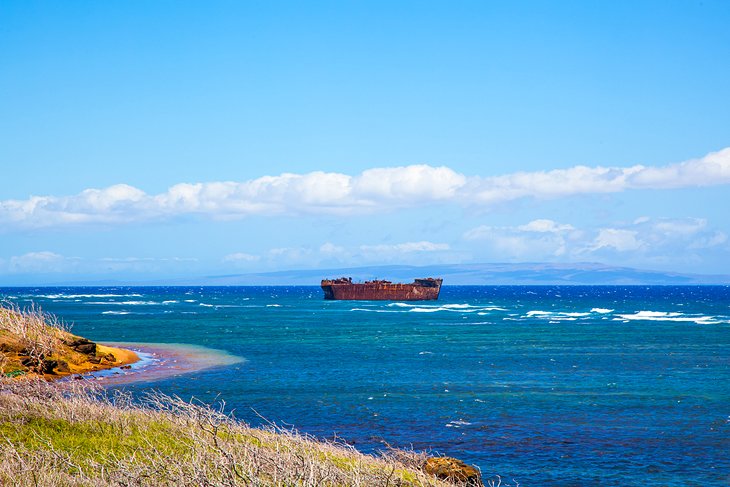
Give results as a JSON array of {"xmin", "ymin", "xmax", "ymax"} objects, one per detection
[{"xmin": 2, "ymin": 285, "xmax": 729, "ymax": 486}]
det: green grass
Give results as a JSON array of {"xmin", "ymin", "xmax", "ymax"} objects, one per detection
[
  {"xmin": 0, "ymin": 416, "xmax": 187, "ymax": 464},
  {"xmin": 0, "ymin": 379, "xmax": 469, "ymax": 486}
]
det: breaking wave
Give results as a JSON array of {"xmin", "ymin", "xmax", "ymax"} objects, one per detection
[
  {"xmin": 615, "ymin": 310, "xmax": 725, "ymax": 324},
  {"xmin": 32, "ymin": 293, "xmax": 143, "ymax": 299}
]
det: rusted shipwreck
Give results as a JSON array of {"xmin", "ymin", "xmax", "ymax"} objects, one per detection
[{"xmin": 321, "ymin": 277, "xmax": 443, "ymax": 301}]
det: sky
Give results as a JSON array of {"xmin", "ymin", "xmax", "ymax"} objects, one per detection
[{"xmin": 1, "ymin": 1, "xmax": 729, "ymax": 284}]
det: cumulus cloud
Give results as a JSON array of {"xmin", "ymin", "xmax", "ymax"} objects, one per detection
[
  {"xmin": 223, "ymin": 252, "xmax": 261, "ymax": 263},
  {"xmin": 8, "ymin": 251, "xmax": 70, "ymax": 273},
  {"xmin": 517, "ymin": 219, "xmax": 576, "ymax": 233},
  {"xmin": 464, "ymin": 219, "xmax": 580, "ymax": 258},
  {"xmin": 319, "ymin": 242, "xmax": 346, "ymax": 255},
  {"xmin": 464, "ymin": 216, "xmax": 728, "ymax": 262},
  {"xmin": 469, "ymin": 147, "xmax": 730, "ymax": 205},
  {"xmin": 2, "ymin": 147, "xmax": 729, "ymax": 228},
  {"xmin": 587, "ymin": 229, "xmax": 644, "ymax": 252},
  {"xmin": 359, "ymin": 241, "xmax": 450, "ymax": 254}
]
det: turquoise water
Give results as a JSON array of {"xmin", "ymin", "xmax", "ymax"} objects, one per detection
[{"xmin": 3, "ymin": 286, "xmax": 729, "ymax": 485}]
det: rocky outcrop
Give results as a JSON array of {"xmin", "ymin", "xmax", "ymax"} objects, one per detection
[
  {"xmin": 423, "ymin": 456, "xmax": 483, "ymax": 486},
  {"xmin": 64, "ymin": 337, "xmax": 97, "ymax": 355},
  {"xmin": 2, "ymin": 304, "xmax": 138, "ymax": 379}
]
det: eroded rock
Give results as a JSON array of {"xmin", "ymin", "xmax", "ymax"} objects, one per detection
[
  {"xmin": 423, "ymin": 456, "xmax": 482, "ymax": 486},
  {"xmin": 41, "ymin": 359, "xmax": 58, "ymax": 374},
  {"xmin": 55, "ymin": 360, "xmax": 70, "ymax": 373},
  {"xmin": 64, "ymin": 337, "xmax": 97, "ymax": 355}
]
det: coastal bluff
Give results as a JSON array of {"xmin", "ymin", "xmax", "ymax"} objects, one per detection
[
  {"xmin": 0, "ymin": 302, "xmax": 488, "ymax": 486},
  {"xmin": 0, "ymin": 303, "xmax": 138, "ymax": 379}
]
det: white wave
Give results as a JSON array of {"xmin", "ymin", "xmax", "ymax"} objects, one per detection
[
  {"xmin": 350, "ymin": 308, "xmax": 396, "ymax": 313},
  {"xmin": 409, "ymin": 307, "xmax": 445, "ymax": 313},
  {"xmin": 184, "ymin": 299, "xmax": 196, "ymax": 303},
  {"xmin": 387, "ymin": 302, "xmax": 506, "ymax": 313},
  {"xmin": 86, "ymin": 300, "xmax": 161, "ymax": 306},
  {"xmin": 445, "ymin": 420, "xmax": 472, "ymax": 428},
  {"xmin": 36, "ymin": 293, "xmax": 143, "ymax": 299},
  {"xmin": 266, "ymin": 304, "xmax": 282, "ymax": 307},
  {"xmin": 101, "ymin": 311, "xmax": 130, "ymax": 315},
  {"xmin": 591, "ymin": 308, "xmax": 614, "ymax": 313},
  {"xmin": 199, "ymin": 303, "xmax": 214, "ymax": 307},
  {"xmin": 527, "ymin": 310, "xmax": 589, "ymax": 320},
  {"xmin": 162, "ymin": 300, "xmax": 179, "ymax": 304},
  {"xmin": 418, "ymin": 351, "xmax": 434, "ymax": 355},
  {"xmin": 615, "ymin": 310, "xmax": 719, "ymax": 324}
]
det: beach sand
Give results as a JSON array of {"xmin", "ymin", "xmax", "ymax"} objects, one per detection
[
  {"xmin": 37, "ymin": 343, "xmax": 141, "ymax": 380},
  {"xmin": 78, "ymin": 342, "xmax": 244, "ymax": 385}
]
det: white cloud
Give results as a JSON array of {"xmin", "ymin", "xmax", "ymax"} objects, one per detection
[
  {"xmin": 354, "ymin": 165, "xmax": 466, "ymax": 201},
  {"xmin": 319, "ymin": 242, "xmax": 346, "ymax": 255},
  {"xmin": 650, "ymin": 218, "xmax": 706, "ymax": 236},
  {"xmin": 0, "ymin": 252, "xmax": 203, "ymax": 276},
  {"xmin": 7, "ymin": 251, "xmax": 73, "ymax": 273},
  {"xmin": 266, "ymin": 247, "xmax": 313, "ymax": 262},
  {"xmin": 464, "ymin": 216, "xmax": 728, "ymax": 262},
  {"xmin": 1, "ymin": 147, "xmax": 729, "ymax": 228},
  {"xmin": 464, "ymin": 220, "xmax": 578, "ymax": 258},
  {"xmin": 359, "ymin": 241, "xmax": 450, "ymax": 254},
  {"xmin": 587, "ymin": 229, "xmax": 643, "ymax": 252},
  {"xmin": 352, "ymin": 240, "xmax": 456, "ymax": 266},
  {"xmin": 516, "ymin": 219, "xmax": 576, "ymax": 233},
  {"xmin": 223, "ymin": 252, "xmax": 261, "ymax": 263},
  {"xmin": 626, "ymin": 148, "xmax": 730, "ymax": 188}
]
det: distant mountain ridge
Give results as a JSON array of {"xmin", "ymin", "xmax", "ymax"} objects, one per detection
[{"xmin": 173, "ymin": 262, "xmax": 730, "ymax": 286}]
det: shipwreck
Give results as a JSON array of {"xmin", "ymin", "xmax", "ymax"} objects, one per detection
[{"xmin": 321, "ymin": 277, "xmax": 443, "ymax": 301}]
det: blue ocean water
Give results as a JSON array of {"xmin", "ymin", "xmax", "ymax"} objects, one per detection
[{"xmin": 2, "ymin": 285, "xmax": 729, "ymax": 486}]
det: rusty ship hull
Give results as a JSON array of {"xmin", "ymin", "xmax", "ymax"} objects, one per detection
[{"xmin": 321, "ymin": 278, "xmax": 443, "ymax": 301}]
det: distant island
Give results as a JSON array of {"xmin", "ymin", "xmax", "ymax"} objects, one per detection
[
  {"xmin": 157, "ymin": 262, "xmax": 730, "ymax": 287},
  {"xmin": 6, "ymin": 262, "xmax": 729, "ymax": 287}
]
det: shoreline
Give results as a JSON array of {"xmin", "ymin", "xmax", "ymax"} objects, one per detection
[{"xmin": 76, "ymin": 342, "xmax": 244, "ymax": 385}]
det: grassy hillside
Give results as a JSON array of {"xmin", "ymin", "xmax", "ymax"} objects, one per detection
[{"xmin": 0, "ymin": 379, "xmax": 482, "ymax": 486}]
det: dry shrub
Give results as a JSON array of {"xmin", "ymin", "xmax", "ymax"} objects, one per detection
[
  {"xmin": 0, "ymin": 301, "xmax": 72, "ymax": 372},
  {"xmin": 0, "ymin": 378, "xmax": 466, "ymax": 486}
]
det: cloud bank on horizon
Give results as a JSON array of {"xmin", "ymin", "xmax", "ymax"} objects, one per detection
[{"xmin": 2, "ymin": 147, "xmax": 729, "ymax": 229}]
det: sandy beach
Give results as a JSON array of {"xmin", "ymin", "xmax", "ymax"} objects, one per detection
[{"xmin": 80, "ymin": 342, "xmax": 244, "ymax": 385}]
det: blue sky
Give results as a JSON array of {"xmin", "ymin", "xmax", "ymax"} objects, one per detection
[{"xmin": 1, "ymin": 1, "xmax": 729, "ymax": 283}]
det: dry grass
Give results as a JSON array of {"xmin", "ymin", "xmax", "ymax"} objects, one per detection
[
  {"xmin": 0, "ymin": 378, "xmax": 469, "ymax": 486},
  {"xmin": 0, "ymin": 301, "xmax": 72, "ymax": 374}
]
